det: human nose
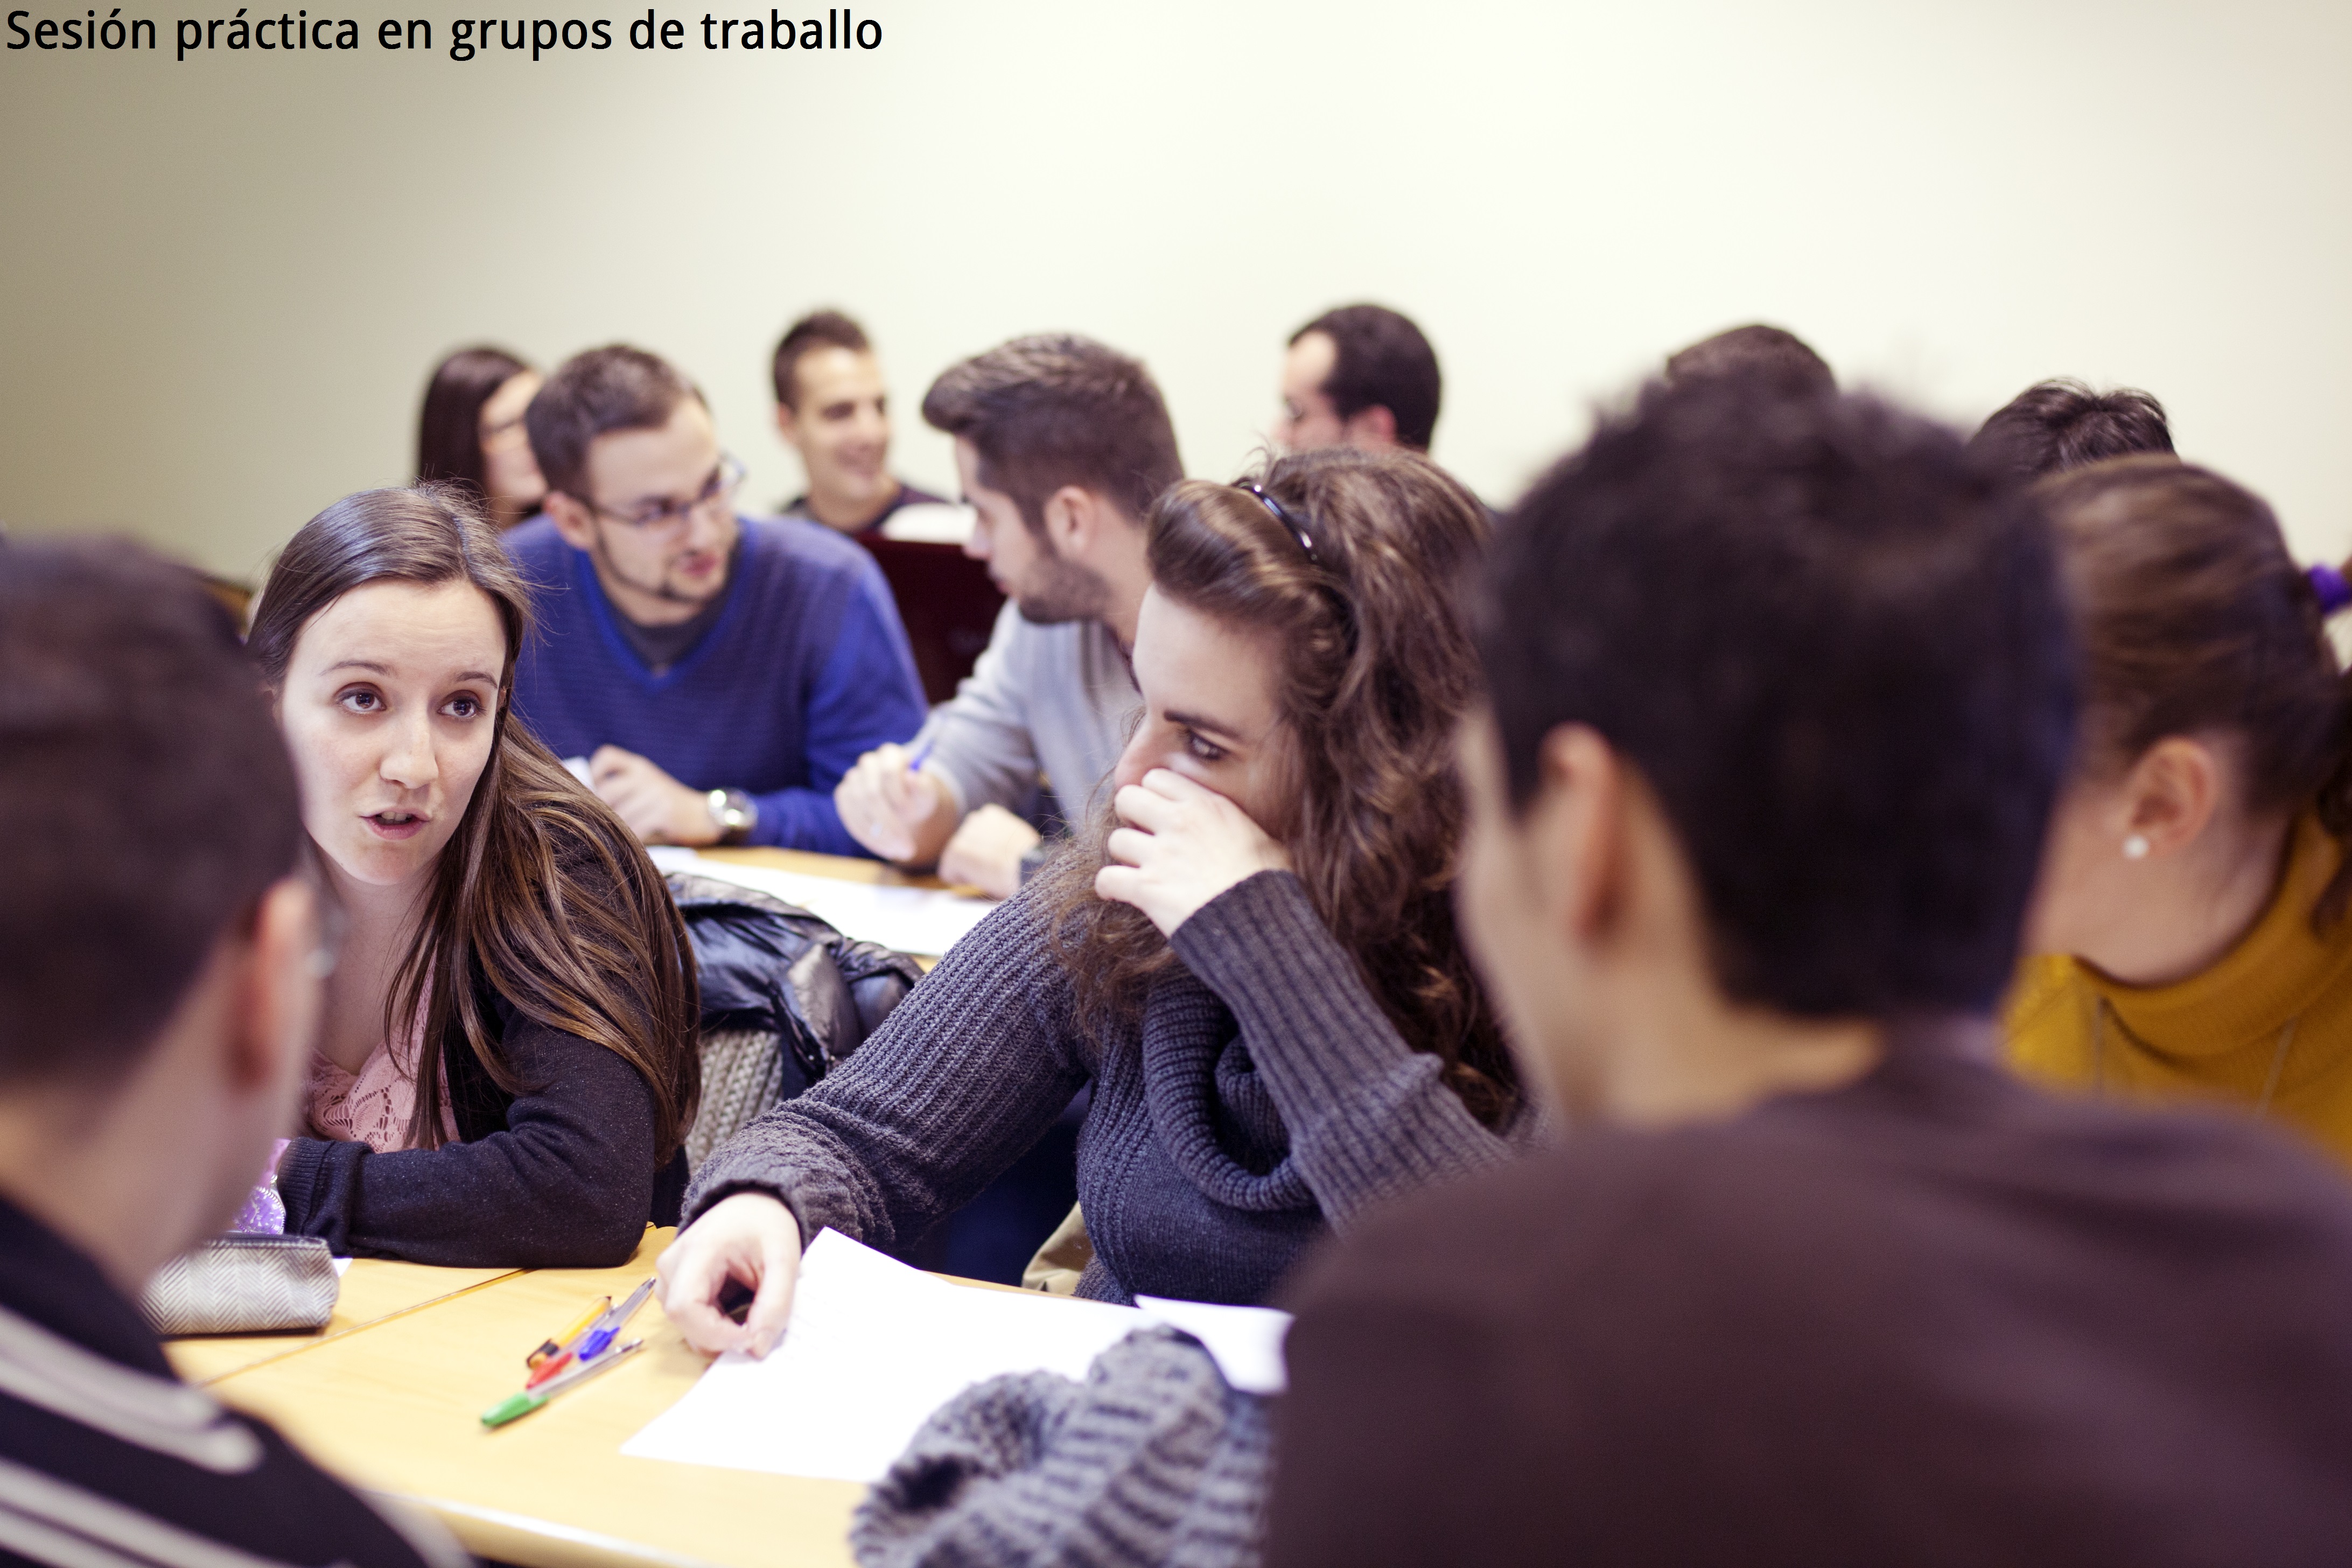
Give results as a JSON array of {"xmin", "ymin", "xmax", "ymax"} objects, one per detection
[
  {"xmin": 381, "ymin": 707, "xmax": 438, "ymax": 792},
  {"xmin": 1109, "ymin": 726, "xmax": 1158, "ymax": 794},
  {"xmin": 962, "ymin": 515, "xmax": 993, "ymax": 563}
]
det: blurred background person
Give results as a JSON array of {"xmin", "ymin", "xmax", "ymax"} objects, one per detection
[
  {"xmin": 415, "ymin": 345, "xmax": 546, "ymax": 530},
  {"xmin": 772, "ymin": 309, "xmax": 948, "ymax": 536}
]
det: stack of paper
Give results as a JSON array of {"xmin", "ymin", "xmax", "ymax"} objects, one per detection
[
  {"xmin": 647, "ymin": 847, "xmax": 999, "ymax": 960},
  {"xmin": 621, "ymin": 1231, "xmax": 1289, "ymax": 1483}
]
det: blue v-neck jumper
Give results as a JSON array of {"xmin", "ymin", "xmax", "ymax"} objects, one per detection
[{"xmin": 503, "ymin": 514, "xmax": 928, "ymax": 855}]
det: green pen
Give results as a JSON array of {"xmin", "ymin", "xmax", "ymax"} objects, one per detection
[{"xmin": 480, "ymin": 1338, "xmax": 645, "ymax": 1428}]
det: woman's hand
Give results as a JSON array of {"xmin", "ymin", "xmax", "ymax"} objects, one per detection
[
  {"xmin": 1094, "ymin": 768, "xmax": 1291, "ymax": 937},
  {"xmin": 655, "ymin": 1191, "xmax": 802, "ymax": 1357}
]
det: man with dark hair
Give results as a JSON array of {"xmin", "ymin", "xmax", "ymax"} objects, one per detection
[
  {"xmin": 0, "ymin": 540, "xmax": 465, "ymax": 1568},
  {"xmin": 512, "ymin": 342, "xmax": 927, "ymax": 855},
  {"xmin": 1266, "ymin": 378, "xmax": 2352, "ymax": 1565},
  {"xmin": 770, "ymin": 308, "xmax": 949, "ymax": 536},
  {"xmin": 1663, "ymin": 321, "xmax": 1835, "ymax": 391},
  {"xmin": 1970, "ymin": 377, "xmax": 2175, "ymax": 480},
  {"xmin": 1276, "ymin": 304, "xmax": 1442, "ymax": 454},
  {"xmin": 834, "ymin": 332, "xmax": 1179, "ymax": 895}
]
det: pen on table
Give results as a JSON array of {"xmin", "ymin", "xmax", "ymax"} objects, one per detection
[
  {"xmin": 573, "ymin": 1277, "xmax": 656, "ymax": 1360},
  {"xmin": 526, "ymin": 1277, "xmax": 656, "ymax": 1388},
  {"xmin": 482, "ymin": 1339, "xmax": 645, "ymax": 1429},
  {"xmin": 526, "ymin": 1297, "xmax": 609, "ymax": 1370}
]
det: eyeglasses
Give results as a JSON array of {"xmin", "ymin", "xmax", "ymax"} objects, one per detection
[
  {"xmin": 587, "ymin": 454, "xmax": 746, "ymax": 536},
  {"xmin": 1236, "ymin": 481, "xmax": 1323, "ymax": 563}
]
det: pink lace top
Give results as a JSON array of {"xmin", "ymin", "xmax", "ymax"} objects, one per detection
[{"xmin": 306, "ymin": 993, "xmax": 458, "ymax": 1153}]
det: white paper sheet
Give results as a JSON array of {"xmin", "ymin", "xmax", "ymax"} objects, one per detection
[
  {"xmin": 647, "ymin": 846, "xmax": 999, "ymax": 958},
  {"xmin": 1136, "ymin": 1296, "xmax": 1292, "ymax": 1394},
  {"xmin": 621, "ymin": 1230, "xmax": 1144, "ymax": 1482}
]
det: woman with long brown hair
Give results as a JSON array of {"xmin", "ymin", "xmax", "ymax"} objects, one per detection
[
  {"xmin": 251, "ymin": 484, "xmax": 699, "ymax": 1265},
  {"xmin": 415, "ymin": 345, "xmax": 547, "ymax": 530},
  {"xmin": 2010, "ymin": 455, "xmax": 2352, "ymax": 1168},
  {"xmin": 659, "ymin": 446, "xmax": 1528, "ymax": 1340}
]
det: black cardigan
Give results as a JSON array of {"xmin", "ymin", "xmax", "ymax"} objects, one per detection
[{"xmin": 278, "ymin": 971, "xmax": 685, "ymax": 1268}]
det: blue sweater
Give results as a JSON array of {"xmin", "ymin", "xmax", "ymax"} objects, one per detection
[{"xmin": 505, "ymin": 515, "xmax": 928, "ymax": 855}]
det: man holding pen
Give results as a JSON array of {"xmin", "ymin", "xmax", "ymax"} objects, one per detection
[{"xmin": 835, "ymin": 335, "xmax": 1179, "ymax": 895}]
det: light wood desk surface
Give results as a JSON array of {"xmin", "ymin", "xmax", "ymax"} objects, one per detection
[
  {"xmin": 205, "ymin": 1228, "xmax": 869, "ymax": 1568},
  {"xmin": 165, "ymin": 1261, "xmax": 520, "ymax": 1385},
  {"xmin": 697, "ymin": 845, "xmax": 967, "ymax": 896}
]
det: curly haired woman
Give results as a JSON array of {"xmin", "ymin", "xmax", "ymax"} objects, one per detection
[{"xmin": 659, "ymin": 445, "xmax": 1531, "ymax": 1335}]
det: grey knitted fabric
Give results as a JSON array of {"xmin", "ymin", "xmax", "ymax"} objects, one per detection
[
  {"xmin": 852, "ymin": 1327, "xmax": 1272, "ymax": 1568},
  {"xmin": 684, "ymin": 1028, "xmax": 785, "ymax": 1174},
  {"xmin": 688, "ymin": 870, "xmax": 1533, "ymax": 1305}
]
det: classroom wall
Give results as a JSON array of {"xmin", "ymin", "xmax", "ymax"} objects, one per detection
[{"xmin": 3, "ymin": 0, "xmax": 2348, "ymax": 582}]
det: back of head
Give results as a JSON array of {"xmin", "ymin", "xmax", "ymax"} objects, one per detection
[
  {"xmin": 1475, "ymin": 377, "xmax": 2076, "ymax": 1017},
  {"xmin": 1054, "ymin": 446, "xmax": 1515, "ymax": 1122},
  {"xmin": 1971, "ymin": 379, "xmax": 2174, "ymax": 481},
  {"xmin": 524, "ymin": 345, "xmax": 702, "ymax": 502},
  {"xmin": 1292, "ymin": 305, "xmax": 1442, "ymax": 452},
  {"xmin": 0, "ymin": 539, "xmax": 302, "ymax": 1087},
  {"xmin": 921, "ymin": 333, "xmax": 1182, "ymax": 528},
  {"xmin": 2035, "ymin": 456, "xmax": 2352, "ymax": 925},
  {"xmin": 772, "ymin": 309, "xmax": 871, "ymax": 410},
  {"xmin": 1664, "ymin": 324, "xmax": 1835, "ymax": 395},
  {"xmin": 416, "ymin": 345, "xmax": 531, "ymax": 495}
]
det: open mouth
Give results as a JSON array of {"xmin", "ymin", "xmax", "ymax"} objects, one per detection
[{"xmin": 365, "ymin": 810, "xmax": 428, "ymax": 841}]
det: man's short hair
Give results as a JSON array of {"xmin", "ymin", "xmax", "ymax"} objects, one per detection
[
  {"xmin": 772, "ymin": 309, "xmax": 872, "ymax": 411},
  {"xmin": 524, "ymin": 345, "xmax": 704, "ymax": 501},
  {"xmin": 0, "ymin": 540, "xmax": 304, "ymax": 1085},
  {"xmin": 1969, "ymin": 379, "xmax": 2174, "ymax": 481},
  {"xmin": 921, "ymin": 334, "xmax": 1183, "ymax": 535},
  {"xmin": 1664, "ymin": 324, "xmax": 1835, "ymax": 394},
  {"xmin": 1472, "ymin": 377, "xmax": 2075, "ymax": 1018},
  {"xmin": 1291, "ymin": 304, "xmax": 1442, "ymax": 452}
]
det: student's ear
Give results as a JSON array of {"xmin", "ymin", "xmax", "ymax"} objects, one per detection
[
  {"xmin": 1343, "ymin": 404, "xmax": 1400, "ymax": 451},
  {"xmin": 1528, "ymin": 725, "xmax": 1630, "ymax": 948},
  {"xmin": 228, "ymin": 877, "xmax": 323, "ymax": 1100},
  {"xmin": 1040, "ymin": 486, "xmax": 1098, "ymax": 557},
  {"xmin": 774, "ymin": 401, "xmax": 804, "ymax": 452},
  {"xmin": 542, "ymin": 491, "xmax": 599, "ymax": 552},
  {"xmin": 2122, "ymin": 736, "xmax": 2226, "ymax": 858}
]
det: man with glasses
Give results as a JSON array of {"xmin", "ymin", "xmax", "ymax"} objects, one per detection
[{"xmin": 508, "ymin": 344, "xmax": 927, "ymax": 853}]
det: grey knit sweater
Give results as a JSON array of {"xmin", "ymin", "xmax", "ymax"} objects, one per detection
[
  {"xmin": 687, "ymin": 869, "xmax": 1528, "ymax": 1304},
  {"xmin": 852, "ymin": 1328, "xmax": 1272, "ymax": 1568}
]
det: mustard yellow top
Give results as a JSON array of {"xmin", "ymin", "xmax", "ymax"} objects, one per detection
[{"xmin": 2006, "ymin": 814, "xmax": 2352, "ymax": 1170}]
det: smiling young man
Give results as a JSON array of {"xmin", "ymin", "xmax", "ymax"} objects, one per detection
[
  {"xmin": 1265, "ymin": 378, "xmax": 2352, "ymax": 1565},
  {"xmin": 771, "ymin": 309, "xmax": 947, "ymax": 536},
  {"xmin": 832, "ymin": 333, "xmax": 1179, "ymax": 896},
  {"xmin": 507, "ymin": 344, "xmax": 927, "ymax": 855},
  {"xmin": 0, "ymin": 540, "xmax": 464, "ymax": 1568}
]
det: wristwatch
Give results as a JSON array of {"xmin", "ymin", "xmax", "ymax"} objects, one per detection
[{"xmin": 705, "ymin": 788, "xmax": 758, "ymax": 845}]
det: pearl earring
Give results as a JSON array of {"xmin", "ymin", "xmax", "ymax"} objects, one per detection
[{"xmin": 2123, "ymin": 834, "xmax": 2151, "ymax": 861}]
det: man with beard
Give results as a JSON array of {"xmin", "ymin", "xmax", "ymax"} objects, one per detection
[
  {"xmin": 834, "ymin": 334, "xmax": 1179, "ymax": 897},
  {"xmin": 508, "ymin": 344, "xmax": 927, "ymax": 855}
]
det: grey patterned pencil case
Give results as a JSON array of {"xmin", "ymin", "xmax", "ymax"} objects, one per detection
[{"xmin": 141, "ymin": 1234, "xmax": 340, "ymax": 1336}]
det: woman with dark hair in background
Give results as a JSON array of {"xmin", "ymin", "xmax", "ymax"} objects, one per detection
[
  {"xmin": 416, "ymin": 346, "xmax": 547, "ymax": 529},
  {"xmin": 2010, "ymin": 455, "xmax": 2352, "ymax": 1168},
  {"xmin": 249, "ymin": 484, "xmax": 700, "ymax": 1265},
  {"xmin": 658, "ymin": 445, "xmax": 1530, "ymax": 1342}
]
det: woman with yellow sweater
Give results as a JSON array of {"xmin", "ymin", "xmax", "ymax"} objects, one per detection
[{"xmin": 2010, "ymin": 455, "xmax": 2352, "ymax": 1168}]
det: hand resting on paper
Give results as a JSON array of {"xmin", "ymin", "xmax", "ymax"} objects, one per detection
[
  {"xmin": 1094, "ymin": 768, "xmax": 1291, "ymax": 937},
  {"xmin": 656, "ymin": 1191, "xmax": 803, "ymax": 1357}
]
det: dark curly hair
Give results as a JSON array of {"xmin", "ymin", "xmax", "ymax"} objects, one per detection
[{"xmin": 1041, "ymin": 446, "xmax": 1517, "ymax": 1126}]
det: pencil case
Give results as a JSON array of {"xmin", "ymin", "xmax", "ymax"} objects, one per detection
[{"xmin": 141, "ymin": 1234, "xmax": 340, "ymax": 1336}]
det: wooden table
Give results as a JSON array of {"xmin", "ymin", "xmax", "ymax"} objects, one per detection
[
  {"xmin": 166, "ymin": 1259, "xmax": 519, "ymax": 1385},
  {"xmin": 697, "ymin": 845, "xmax": 966, "ymax": 895},
  {"xmin": 198, "ymin": 1228, "xmax": 872, "ymax": 1568}
]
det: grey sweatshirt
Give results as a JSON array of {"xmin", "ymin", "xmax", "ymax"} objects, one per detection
[
  {"xmin": 911, "ymin": 600, "xmax": 1138, "ymax": 827},
  {"xmin": 687, "ymin": 869, "xmax": 1530, "ymax": 1305}
]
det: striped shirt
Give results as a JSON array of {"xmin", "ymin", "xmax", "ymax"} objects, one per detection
[{"xmin": 0, "ymin": 1196, "xmax": 465, "ymax": 1568}]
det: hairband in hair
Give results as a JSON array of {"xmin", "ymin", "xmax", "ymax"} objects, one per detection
[
  {"xmin": 1236, "ymin": 481, "xmax": 1323, "ymax": 563},
  {"xmin": 2309, "ymin": 563, "xmax": 2352, "ymax": 619}
]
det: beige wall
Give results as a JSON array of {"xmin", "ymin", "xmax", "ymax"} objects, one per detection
[{"xmin": 3, "ymin": 0, "xmax": 2347, "ymax": 581}]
